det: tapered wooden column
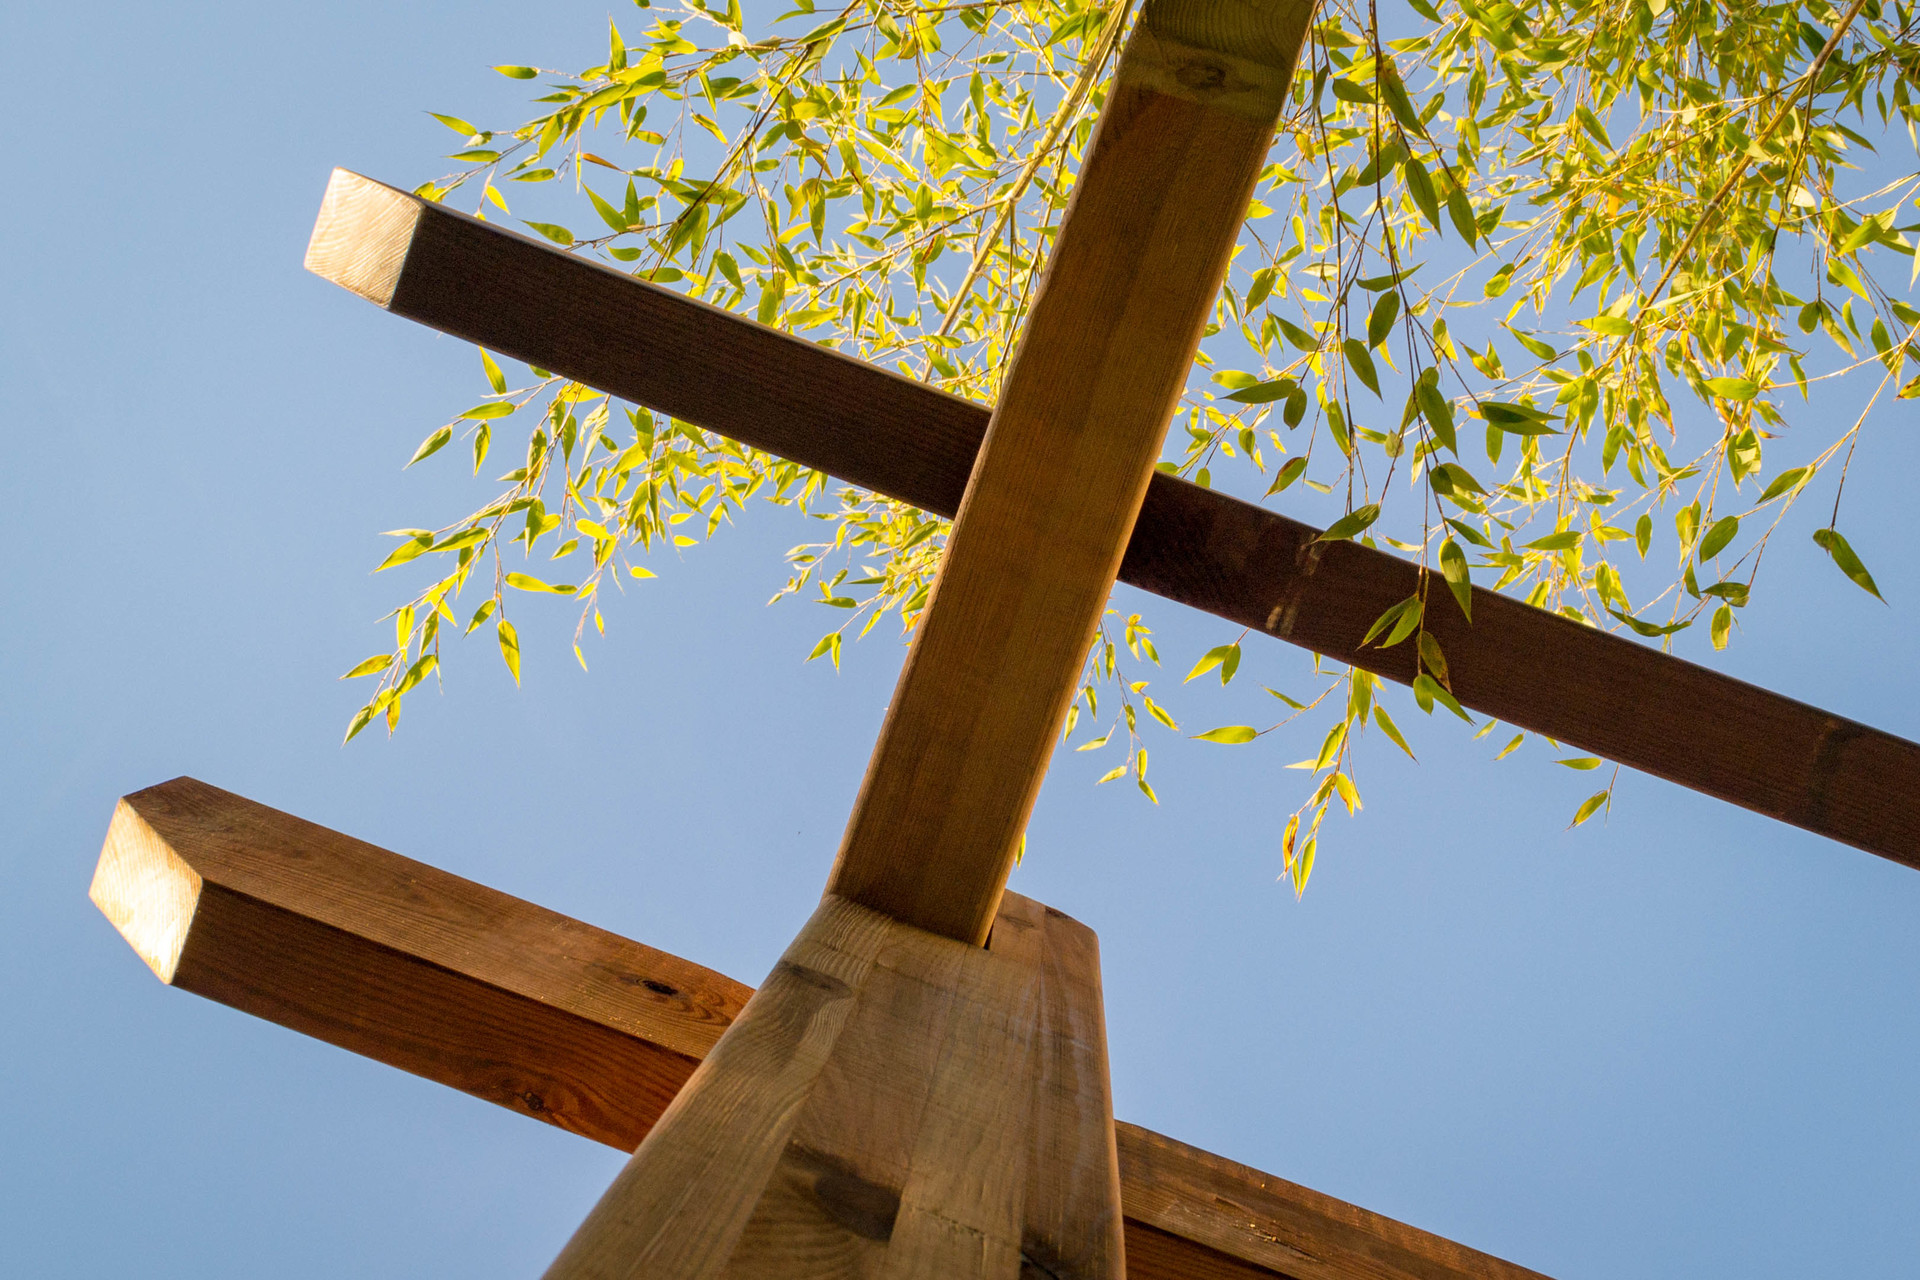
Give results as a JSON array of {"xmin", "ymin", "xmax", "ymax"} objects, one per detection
[{"xmin": 544, "ymin": 891, "xmax": 1121, "ymax": 1280}]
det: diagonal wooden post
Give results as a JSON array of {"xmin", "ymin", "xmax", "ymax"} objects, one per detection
[
  {"xmin": 827, "ymin": 0, "xmax": 1313, "ymax": 948},
  {"xmin": 537, "ymin": 3, "xmax": 1311, "ymax": 1277}
]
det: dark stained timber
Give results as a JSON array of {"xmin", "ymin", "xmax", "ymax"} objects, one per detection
[{"xmin": 308, "ymin": 170, "xmax": 1920, "ymax": 871}]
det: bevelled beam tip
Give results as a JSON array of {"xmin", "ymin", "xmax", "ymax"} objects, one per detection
[{"xmin": 305, "ymin": 168, "xmax": 423, "ymax": 307}]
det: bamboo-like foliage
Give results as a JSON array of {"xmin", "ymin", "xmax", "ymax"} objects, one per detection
[{"xmin": 342, "ymin": 0, "xmax": 1920, "ymax": 892}]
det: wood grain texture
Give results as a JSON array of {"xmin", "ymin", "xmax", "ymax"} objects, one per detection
[
  {"xmin": 825, "ymin": 0, "xmax": 1305, "ymax": 944},
  {"xmin": 89, "ymin": 777, "xmax": 747, "ymax": 1145},
  {"xmin": 546, "ymin": 891, "xmax": 1122, "ymax": 1280},
  {"xmin": 305, "ymin": 170, "xmax": 1920, "ymax": 871},
  {"xmin": 92, "ymin": 780, "xmax": 1548, "ymax": 1280},
  {"xmin": 1114, "ymin": 1124, "xmax": 1550, "ymax": 1280}
]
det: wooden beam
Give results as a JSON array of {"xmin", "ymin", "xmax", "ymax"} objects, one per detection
[
  {"xmin": 546, "ymin": 891, "xmax": 1122, "ymax": 1279},
  {"xmin": 90, "ymin": 777, "xmax": 1551, "ymax": 1280},
  {"xmin": 89, "ymin": 775, "xmax": 747, "ymax": 1144},
  {"xmin": 822, "ymin": 0, "xmax": 1311, "ymax": 943},
  {"xmin": 306, "ymin": 170, "xmax": 1920, "ymax": 872}
]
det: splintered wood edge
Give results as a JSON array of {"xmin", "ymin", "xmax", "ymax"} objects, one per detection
[
  {"xmin": 89, "ymin": 798, "xmax": 202, "ymax": 984},
  {"xmin": 304, "ymin": 168, "xmax": 423, "ymax": 306}
]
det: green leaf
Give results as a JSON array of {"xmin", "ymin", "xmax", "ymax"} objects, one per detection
[
  {"xmin": 1573, "ymin": 104, "xmax": 1612, "ymax": 150},
  {"xmin": 480, "ymin": 349, "xmax": 507, "ymax": 394},
  {"xmin": 505, "ymin": 572, "xmax": 577, "ymax": 594},
  {"xmin": 1367, "ymin": 291, "xmax": 1400, "ymax": 349},
  {"xmin": 806, "ymin": 631, "xmax": 843, "ymax": 669},
  {"xmin": 586, "ymin": 184, "xmax": 630, "ymax": 232},
  {"xmin": 1430, "ymin": 462, "xmax": 1485, "ymax": 496},
  {"xmin": 1711, "ymin": 602, "xmax": 1733, "ymax": 650},
  {"xmin": 342, "ymin": 704, "xmax": 378, "ymax": 744},
  {"xmin": 1697, "ymin": 515, "xmax": 1739, "ymax": 562},
  {"xmin": 1226, "ymin": 377, "xmax": 1298, "ymax": 404},
  {"xmin": 460, "ymin": 402, "xmax": 516, "ymax": 419},
  {"xmin": 340, "ymin": 654, "xmax": 394, "ymax": 680},
  {"xmin": 1606, "ymin": 606, "xmax": 1690, "ymax": 637},
  {"xmin": 1405, "ymin": 156, "xmax": 1441, "ymax": 232},
  {"xmin": 1526, "ymin": 530, "xmax": 1581, "ymax": 551},
  {"xmin": 1416, "ymin": 376, "xmax": 1457, "ymax": 453},
  {"xmin": 1569, "ymin": 790, "xmax": 1610, "ymax": 827},
  {"xmin": 1812, "ymin": 528, "xmax": 1885, "ymax": 601},
  {"xmin": 1704, "ymin": 376, "xmax": 1759, "ymax": 402},
  {"xmin": 1581, "ymin": 314, "xmax": 1634, "ymax": 336},
  {"xmin": 430, "ymin": 112, "xmax": 480, "ymax": 136},
  {"xmin": 1195, "ymin": 725, "xmax": 1258, "ymax": 744},
  {"xmin": 1759, "ymin": 466, "xmax": 1812, "ymax": 503},
  {"xmin": 1377, "ymin": 59, "xmax": 1423, "ymax": 133},
  {"xmin": 1479, "ymin": 401, "xmax": 1561, "ymax": 434},
  {"xmin": 1446, "ymin": 186, "xmax": 1478, "ymax": 246},
  {"xmin": 494, "ymin": 65, "xmax": 539, "ymax": 78},
  {"xmin": 1556, "ymin": 756, "xmax": 1603, "ymax": 770},
  {"xmin": 375, "ymin": 534, "xmax": 432, "ymax": 571},
  {"xmin": 433, "ymin": 527, "xmax": 489, "ymax": 554},
  {"xmin": 524, "ymin": 221, "xmax": 575, "ymax": 246},
  {"xmin": 1266, "ymin": 456, "xmax": 1308, "ymax": 495},
  {"xmin": 1373, "ymin": 706, "xmax": 1416, "ymax": 759},
  {"xmin": 1439, "ymin": 539, "xmax": 1471, "ymax": 619},
  {"xmin": 1412, "ymin": 673, "xmax": 1472, "ymax": 721},
  {"xmin": 1317, "ymin": 503, "xmax": 1381, "ymax": 542},
  {"xmin": 1342, "ymin": 339, "xmax": 1381, "ymax": 395},
  {"xmin": 1506, "ymin": 326, "xmax": 1558, "ymax": 360},
  {"xmin": 497, "ymin": 617, "xmax": 521, "ymax": 684},
  {"xmin": 407, "ymin": 426, "xmax": 452, "ymax": 466},
  {"xmin": 1184, "ymin": 643, "xmax": 1241, "ymax": 685},
  {"xmin": 1634, "ymin": 514, "xmax": 1652, "ymax": 559}
]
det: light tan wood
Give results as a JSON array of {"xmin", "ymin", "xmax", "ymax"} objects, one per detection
[
  {"xmin": 545, "ymin": 891, "xmax": 1122, "ymax": 1280},
  {"xmin": 826, "ymin": 0, "xmax": 1313, "ymax": 945},
  {"xmin": 305, "ymin": 169, "xmax": 423, "ymax": 306},
  {"xmin": 90, "ymin": 779, "xmax": 1552, "ymax": 1280}
]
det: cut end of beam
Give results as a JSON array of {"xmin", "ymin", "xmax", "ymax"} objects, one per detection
[
  {"xmin": 1139, "ymin": 0, "xmax": 1317, "ymax": 72},
  {"xmin": 305, "ymin": 168, "xmax": 422, "ymax": 307},
  {"xmin": 89, "ymin": 792, "xmax": 203, "ymax": 984}
]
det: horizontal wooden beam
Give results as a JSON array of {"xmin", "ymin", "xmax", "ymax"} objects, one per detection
[
  {"xmin": 92, "ymin": 777, "xmax": 1550, "ymax": 1280},
  {"xmin": 307, "ymin": 170, "xmax": 1920, "ymax": 873}
]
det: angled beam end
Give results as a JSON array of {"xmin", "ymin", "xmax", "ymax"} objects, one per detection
[
  {"xmin": 305, "ymin": 168, "xmax": 422, "ymax": 307},
  {"xmin": 90, "ymin": 787, "xmax": 203, "ymax": 984}
]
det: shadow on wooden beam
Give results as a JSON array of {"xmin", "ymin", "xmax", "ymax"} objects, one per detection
[{"xmin": 90, "ymin": 777, "xmax": 1552, "ymax": 1280}]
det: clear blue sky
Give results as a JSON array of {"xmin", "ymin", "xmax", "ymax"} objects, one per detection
[{"xmin": 5, "ymin": 2, "xmax": 1919, "ymax": 1276}]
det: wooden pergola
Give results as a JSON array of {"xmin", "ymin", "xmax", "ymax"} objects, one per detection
[{"xmin": 92, "ymin": 1, "xmax": 1920, "ymax": 1276}]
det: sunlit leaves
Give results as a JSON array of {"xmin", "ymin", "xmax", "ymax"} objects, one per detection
[
  {"xmin": 1318, "ymin": 504, "xmax": 1381, "ymax": 542},
  {"xmin": 496, "ymin": 617, "xmax": 521, "ymax": 683},
  {"xmin": 408, "ymin": 426, "xmax": 453, "ymax": 466},
  {"xmin": 339, "ymin": 0, "xmax": 1920, "ymax": 894},
  {"xmin": 340, "ymin": 655, "xmax": 393, "ymax": 680},
  {"xmin": 1813, "ymin": 528, "xmax": 1885, "ymax": 601}
]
